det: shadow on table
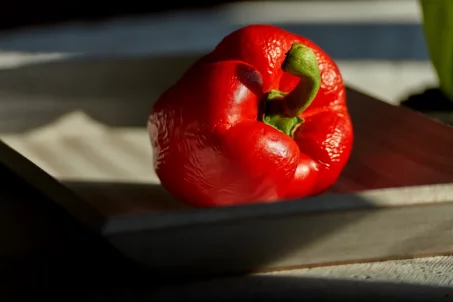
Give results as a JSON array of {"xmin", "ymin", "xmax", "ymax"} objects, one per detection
[{"xmin": 66, "ymin": 274, "xmax": 453, "ymax": 302}]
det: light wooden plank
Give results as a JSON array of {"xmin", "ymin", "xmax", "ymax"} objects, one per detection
[{"xmin": 100, "ymin": 182, "xmax": 453, "ymax": 278}]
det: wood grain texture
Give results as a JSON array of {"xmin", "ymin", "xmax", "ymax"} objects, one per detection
[
  {"xmin": 62, "ymin": 180, "xmax": 453, "ymax": 274},
  {"xmin": 2, "ymin": 52, "xmax": 453, "ymax": 279},
  {"xmin": 54, "ymin": 87, "xmax": 453, "ymax": 278},
  {"xmin": 331, "ymin": 88, "xmax": 453, "ymax": 193},
  {"xmin": 59, "ymin": 87, "xmax": 453, "ymax": 218},
  {"xmin": 98, "ymin": 183, "xmax": 453, "ymax": 279}
]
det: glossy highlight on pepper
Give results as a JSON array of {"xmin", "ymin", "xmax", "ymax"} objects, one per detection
[{"xmin": 148, "ymin": 24, "xmax": 354, "ymax": 207}]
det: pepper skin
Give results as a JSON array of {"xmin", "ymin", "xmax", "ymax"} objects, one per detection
[{"xmin": 148, "ymin": 24, "xmax": 353, "ymax": 207}]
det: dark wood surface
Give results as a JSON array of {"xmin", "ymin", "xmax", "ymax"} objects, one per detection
[{"xmin": 332, "ymin": 88, "xmax": 453, "ymax": 192}]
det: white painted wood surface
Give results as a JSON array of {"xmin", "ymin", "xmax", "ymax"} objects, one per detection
[
  {"xmin": 0, "ymin": 0, "xmax": 436, "ymax": 105},
  {"xmin": 0, "ymin": 62, "xmax": 448, "ymax": 290},
  {"xmin": 140, "ymin": 257, "xmax": 453, "ymax": 301},
  {"xmin": 0, "ymin": 1, "xmax": 450, "ymax": 291},
  {"xmin": 3, "ymin": 111, "xmax": 453, "ymax": 288}
]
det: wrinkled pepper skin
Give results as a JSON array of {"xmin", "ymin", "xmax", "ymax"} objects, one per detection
[{"xmin": 148, "ymin": 25, "xmax": 353, "ymax": 207}]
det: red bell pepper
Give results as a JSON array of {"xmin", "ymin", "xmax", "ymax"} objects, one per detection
[{"xmin": 148, "ymin": 24, "xmax": 353, "ymax": 207}]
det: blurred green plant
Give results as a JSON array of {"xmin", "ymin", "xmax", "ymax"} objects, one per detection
[{"xmin": 420, "ymin": 0, "xmax": 453, "ymax": 101}]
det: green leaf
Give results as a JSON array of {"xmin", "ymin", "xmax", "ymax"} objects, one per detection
[{"xmin": 420, "ymin": 0, "xmax": 453, "ymax": 100}]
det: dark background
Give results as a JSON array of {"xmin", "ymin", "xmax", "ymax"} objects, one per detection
[{"xmin": 0, "ymin": 2, "xmax": 240, "ymax": 31}]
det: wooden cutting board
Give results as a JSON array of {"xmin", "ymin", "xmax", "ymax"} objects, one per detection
[
  {"xmin": 2, "ymin": 84, "xmax": 453, "ymax": 280},
  {"xmin": 62, "ymin": 87, "xmax": 453, "ymax": 216},
  {"xmin": 47, "ymin": 87, "xmax": 453, "ymax": 279}
]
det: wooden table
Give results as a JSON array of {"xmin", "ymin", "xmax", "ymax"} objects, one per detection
[{"xmin": 1, "ymin": 55, "xmax": 453, "ymax": 300}]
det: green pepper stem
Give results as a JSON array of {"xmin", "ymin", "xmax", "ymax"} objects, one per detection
[
  {"xmin": 262, "ymin": 43, "xmax": 321, "ymax": 137},
  {"xmin": 281, "ymin": 43, "xmax": 321, "ymax": 116}
]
